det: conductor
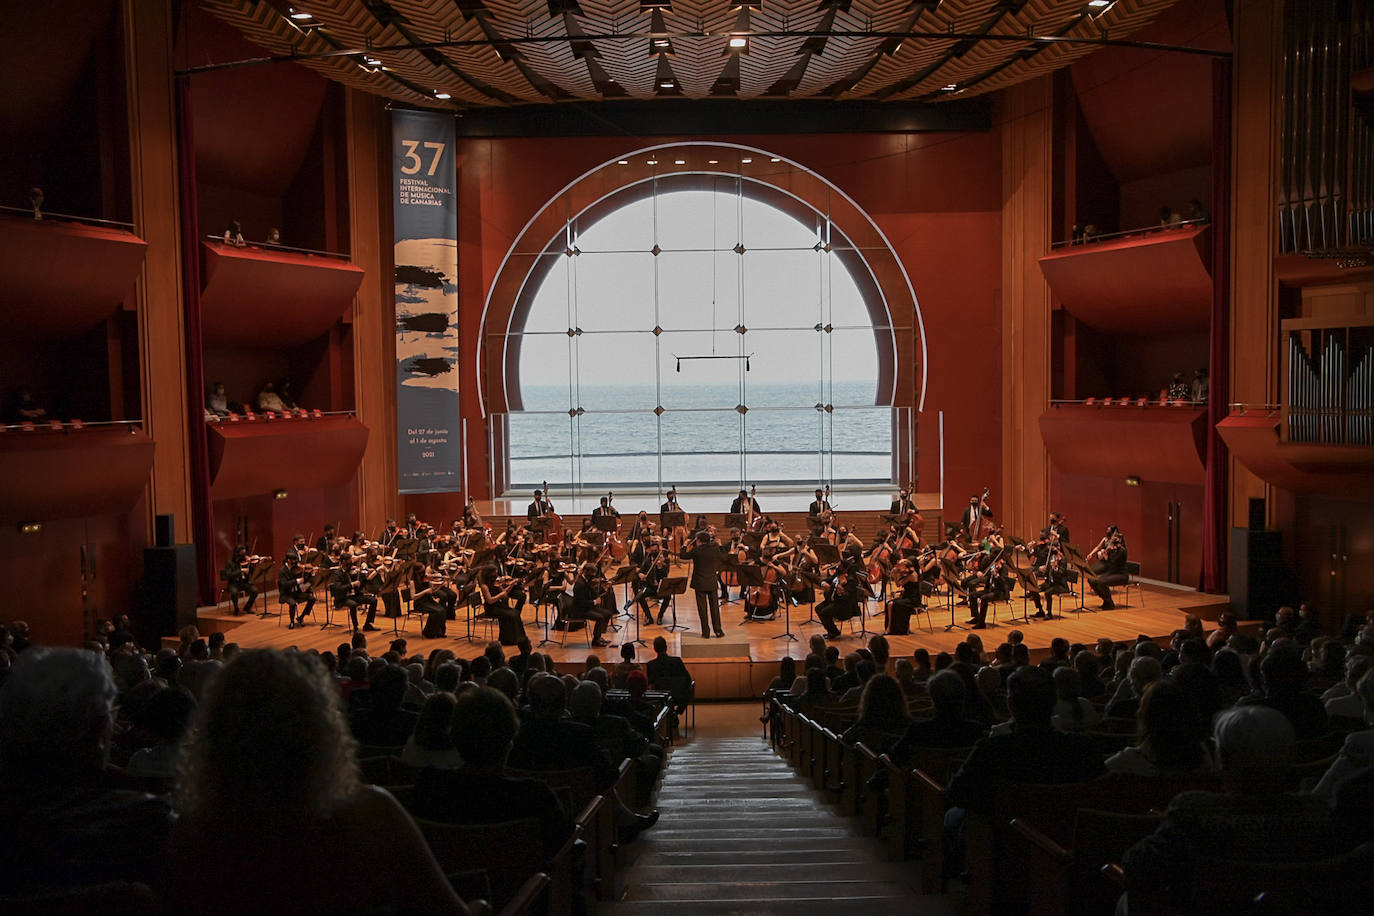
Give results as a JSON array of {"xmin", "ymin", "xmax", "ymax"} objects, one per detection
[{"xmin": 683, "ymin": 530, "xmax": 727, "ymax": 638}]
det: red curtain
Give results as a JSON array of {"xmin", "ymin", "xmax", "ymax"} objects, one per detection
[
  {"xmin": 175, "ymin": 75, "xmax": 218, "ymax": 605},
  {"xmin": 1201, "ymin": 58, "xmax": 1232, "ymax": 593}
]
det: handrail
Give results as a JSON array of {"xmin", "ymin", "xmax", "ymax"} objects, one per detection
[
  {"xmin": 1049, "ymin": 217, "xmax": 1210, "ymax": 250},
  {"xmin": 1226, "ymin": 402, "xmax": 1283, "ymax": 413},
  {"xmin": 204, "ymin": 234, "xmax": 351, "ymax": 260},
  {"xmin": 0, "ymin": 204, "xmax": 135, "ymax": 230},
  {"xmin": 206, "ymin": 408, "xmax": 357, "ymax": 423},
  {"xmin": 1048, "ymin": 398, "xmax": 1205, "ymax": 407},
  {"xmin": 0, "ymin": 418, "xmax": 143, "ymax": 432}
]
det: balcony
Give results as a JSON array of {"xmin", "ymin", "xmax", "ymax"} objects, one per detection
[
  {"xmin": 1039, "ymin": 400, "xmax": 1208, "ymax": 485},
  {"xmin": 0, "ymin": 421, "xmax": 155, "ymax": 524},
  {"xmin": 207, "ymin": 411, "xmax": 369, "ymax": 500}
]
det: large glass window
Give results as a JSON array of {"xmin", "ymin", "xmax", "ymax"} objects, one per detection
[{"xmin": 506, "ymin": 185, "xmax": 893, "ymax": 490}]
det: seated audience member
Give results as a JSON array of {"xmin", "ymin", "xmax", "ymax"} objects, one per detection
[
  {"xmin": 1238, "ymin": 643, "xmax": 1328, "ymax": 739},
  {"xmin": 570, "ymin": 681, "xmax": 663, "ymax": 805},
  {"xmin": 1106, "ymin": 656, "xmax": 1162, "ymax": 719},
  {"xmin": 222, "ymin": 219, "xmax": 245, "ymax": 246},
  {"xmin": 206, "ymin": 381, "xmax": 231, "ymax": 418},
  {"xmin": 170, "ymin": 650, "xmax": 465, "ymax": 914},
  {"xmin": 0, "ymin": 648, "xmax": 175, "ymax": 894},
  {"xmin": 645, "ymin": 635, "xmax": 692, "ymax": 714},
  {"xmin": 841, "ymin": 674, "xmax": 913, "ymax": 751},
  {"xmin": 413, "ymin": 686, "xmax": 572, "ymax": 858},
  {"xmin": 350, "ymin": 663, "xmax": 420, "ymax": 747},
  {"xmin": 1121, "ymin": 706, "xmax": 1341, "ymax": 913},
  {"xmin": 613, "ymin": 642, "xmax": 641, "ymax": 688},
  {"xmin": 1105, "ymin": 681, "xmax": 1216, "ymax": 777},
  {"xmin": 508, "ymin": 673, "xmax": 617, "ymax": 787},
  {"xmin": 767, "ymin": 656, "xmax": 798, "ymax": 693},
  {"xmin": 839, "ymin": 659, "xmax": 878, "ymax": 704},
  {"xmin": 895, "ymin": 658, "xmax": 923, "ymax": 698},
  {"xmin": 911, "ymin": 647, "xmax": 933, "ymax": 682},
  {"xmin": 255, "ymin": 381, "xmax": 285, "ymax": 412},
  {"xmin": 127, "ymin": 686, "xmax": 197, "ymax": 779},
  {"xmin": 401, "ymin": 691, "xmax": 464, "ymax": 770},
  {"xmin": 889, "ymin": 670, "xmax": 987, "ymax": 765},
  {"xmin": 1312, "ymin": 668, "xmax": 1374, "ymax": 802},
  {"xmin": 1326, "ymin": 656, "xmax": 1374, "ymax": 718},
  {"xmin": 1050, "ymin": 666, "xmax": 1102, "ymax": 732},
  {"xmin": 1074, "ymin": 650, "xmax": 1108, "ymax": 699},
  {"xmin": 1206, "ymin": 611, "xmax": 1239, "ymax": 648},
  {"xmin": 1211, "ymin": 647, "xmax": 1252, "ymax": 707}
]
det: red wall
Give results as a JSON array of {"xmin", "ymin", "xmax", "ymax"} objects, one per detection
[{"xmin": 454, "ymin": 131, "xmax": 1004, "ymax": 509}]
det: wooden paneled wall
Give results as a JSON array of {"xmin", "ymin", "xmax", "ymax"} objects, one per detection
[{"xmin": 999, "ymin": 77, "xmax": 1054, "ymax": 537}]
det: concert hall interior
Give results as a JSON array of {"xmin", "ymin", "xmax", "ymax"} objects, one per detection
[{"xmin": 2, "ymin": 0, "xmax": 1374, "ymax": 912}]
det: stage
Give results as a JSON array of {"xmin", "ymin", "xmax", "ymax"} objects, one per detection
[{"xmin": 189, "ymin": 578, "xmax": 1230, "ymax": 700}]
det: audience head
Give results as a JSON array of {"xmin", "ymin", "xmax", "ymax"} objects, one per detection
[
  {"xmin": 626, "ymin": 669, "xmax": 648, "ymax": 700},
  {"xmin": 1006, "ymin": 666, "xmax": 1057, "ymax": 728},
  {"xmin": 177, "ymin": 650, "xmax": 359, "ymax": 821},
  {"xmin": 583, "ymin": 666, "xmax": 609, "ymax": 692},
  {"xmin": 858, "ymin": 674, "xmax": 907, "ymax": 726},
  {"xmin": 1137, "ymin": 680, "xmax": 1206, "ymax": 772},
  {"xmin": 1050, "ymin": 637, "xmax": 1070, "ymax": 661},
  {"xmin": 469, "ymin": 656, "xmax": 492, "ymax": 681},
  {"xmin": 369, "ymin": 664, "xmax": 408, "ymax": 712},
  {"xmin": 912, "ymin": 648, "xmax": 931, "ymax": 672},
  {"xmin": 805, "ymin": 668, "xmax": 828, "ymax": 697},
  {"xmin": 653, "ymin": 636, "xmax": 668, "ymax": 655},
  {"xmin": 778, "ymin": 656, "xmax": 797, "ymax": 683},
  {"xmin": 993, "ymin": 643, "xmax": 1014, "ymax": 666},
  {"xmin": 138, "ymin": 685, "xmax": 196, "ymax": 744},
  {"xmin": 487, "ymin": 666, "xmax": 519, "ymax": 701},
  {"xmin": 954, "ymin": 642, "xmax": 976, "ymax": 666},
  {"xmin": 1007, "ymin": 629, "xmax": 1025, "ymax": 646},
  {"xmin": 825, "ymin": 646, "xmax": 841, "ymax": 666},
  {"xmin": 1052, "ymin": 665, "xmax": 1084, "ymax": 704},
  {"xmin": 621, "ymin": 643, "xmax": 636, "ymax": 663},
  {"xmin": 809, "ymin": 634, "xmax": 828, "ymax": 658},
  {"xmin": 868, "ymin": 635, "xmax": 890, "ymax": 670},
  {"xmin": 451, "ymin": 687, "xmax": 520, "ymax": 768},
  {"xmin": 974, "ymin": 666, "xmax": 1001, "ymax": 699},
  {"xmin": 483, "ymin": 642, "xmax": 505, "ymax": 671},
  {"xmin": 935, "ymin": 651, "xmax": 953, "ymax": 671},
  {"xmin": 1259, "ymin": 644, "xmax": 1308, "ymax": 698},
  {"xmin": 1128, "ymin": 656, "xmax": 1163, "ymax": 697},
  {"xmin": 1212, "ymin": 706, "xmax": 1296, "ymax": 793},
  {"xmin": 927, "ymin": 669, "xmax": 966, "ymax": 717},
  {"xmin": 895, "ymin": 658, "xmax": 915, "ymax": 684},
  {"xmin": 0, "ymin": 648, "xmax": 117, "ymax": 785},
  {"xmin": 569, "ymin": 680, "xmax": 603, "ymax": 719},
  {"xmin": 1178, "ymin": 638, "xmax": 1210, "ymax": 667},
  {"xmin": 1011, "ymin": 643, "xmax": 1031, "ymax": 667},
  {"xmin": 526, "ymin": 673, "xmax": 568, "ymax": 719},
  {"xmin": 412, "ymin": 691, "xmax": 458, "ymax": 751}
]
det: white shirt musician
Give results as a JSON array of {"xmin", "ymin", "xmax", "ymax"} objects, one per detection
[
  {"xmin": 808, "ymin": 488, "xmax": 831, "ymax": 518},
  {"xmin": 527, "ymin": 490, "xmax": 553, "ymax": 521}
]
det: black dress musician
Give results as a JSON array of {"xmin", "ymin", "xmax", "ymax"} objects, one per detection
[
  {"xmin": 885, "ymin": 560, "xmax": 923, "ymax": 636},
  {"xmin": 330, "ymin": 557, "xmax": 378, "ymax": 633},
  {"xmin": 476, "ymin": 568, "xmax": 526, "ymax": 646},
  {"xmin": 222, "ymin": 546, "xmax": 258, "ymax": 616},
  {"xmin": 817, "ymin": 565, "xmax": 865, "ymax": 639},
  {"xmin": 1088, "ymin": 528, "xmax": 1129, "ymax": 610},
  {"xmin": 278, "ymin": 556, "xmax": 316, "ymax": 629}
]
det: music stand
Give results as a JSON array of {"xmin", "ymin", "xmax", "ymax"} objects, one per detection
[
  {"xmin": 610, "ymin": 566, "xmax": 647, "ymax": 648},
  {"xmin": 731, "ymin": 564, "xmax": 768, "ymax": 621},
  {"xmin": 660, "ymin": 510, "xmax": 686, "ymax": 529},
  {"xmin": 811, "ymin": 542, "xmax": 842, "ymax": 566},
  {"xmin": 939, "ymin": 557, "xmax": 968, "ymax": 631},
  {"xmin": 657, "ymin": 576, "xmax": 689, "ymax": 632},
  {"xmin": 392, "ymin": 537, "xmax": 418, "ymax": 559},
  {"xmin": 1011, "ymin": 566, "xmax": 1040, "ymax": 623},
  {"xmin": 590, "ymin": 515, "xmax": 617, "ymax": 533},
  {"xmin": 1063, "ymin": 545, "xmax": 1095, "ymax": 613},
  {"xmin": 528, "ymin": 516, "xmax": 551, "ymax": 544},
  {"xmin": 319, "ymin": 572, "xmax": 344, "ymax": 630}
]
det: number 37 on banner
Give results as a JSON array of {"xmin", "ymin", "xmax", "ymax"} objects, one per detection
[{"xmin": 399, "ymin": 140, "xmax": 445, "ymax": 176}]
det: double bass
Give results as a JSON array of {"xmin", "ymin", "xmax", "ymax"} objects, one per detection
[
  {"xmin": 605, "ymin": 491, "xmax": 627, "ymax": 560},
  {"xmin": 540, "ymin": 479, "xmax": 564, "ymax": 547}
]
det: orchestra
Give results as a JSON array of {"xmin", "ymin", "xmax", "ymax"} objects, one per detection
[{"xmin": 211, "ymin": 485, "xmax": 1134, "ymax": 646}]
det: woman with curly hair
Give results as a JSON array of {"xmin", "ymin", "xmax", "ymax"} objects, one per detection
[
  {"xmin": 170, "ymin": 649, "xmax": 466, "ymax": 914},
  {"xmin": 841, "ymin": 674, "xmax": 913, "ymax": 752}
]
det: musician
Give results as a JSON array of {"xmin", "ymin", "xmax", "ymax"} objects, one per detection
[
  {"xmin": 964, "ymin": 549, "xmax": 1012, "ymax": 630},
  {"xmin": 527, "ymin": 489, "xmax": 553, "ymax": 521},
  {"xmin": 462, "ymin": 499, "xmax": 483, "ymax": 530},
  {"xmin": 660, "ymin": 489, "xmax": 683, "ymax": 515},
  {"xmin": 759, "ymin": 519, "xmax": 793, "ymax": 554},
  {"xmin": 316, "ymin": 525, "xmax": 336, "ymax": 553},
  {"xmin": 278, "ymin": 555, "xmax": 316, "ymax": 629},
  {"xmin": 960, "ymin": 493, "xmax": 994, "ymax": 538},
  {"xmin": 633, "ymin": 544, "xmax": 670, "ymax": 626},
  {"xmin": 1045, "ymin": 512, "xmax": 1070, "ymax": 544},
  {"xmin": 475, "ymin": 566, "xmax": 527, "ymax": 646},
  {"xmin": 661, "ymin": 489, "xmax": 688, "ymax": 556},
  {"xmin": 330, "ymin": 555, "xmax": 378, "ymax": 633},
  {"xmin": 286, "ymin": 534, "xmax": 310, "ymax": 566},
  {"xmin": 837, "ymin": 526, "xmax": 865, "ymax": 557},
  {"xmin": 890, "ymin": 487, "xmax": 917, "ymax": 517},
  {"xmin": 627, "ymin": 511, "xmax": 653, "ymax": 544},
  {"xmin": 808, "ymin": 488, "xmax": 831, "ymax": 519},
  {"xmin": 683, "ymin": 530, "xmax": 727, "ymax": 638},
  {"xmin": 567, "ymin": 566, "xmax": 613, "ymax": 647},
  {"xmin": 1026, "ymin": 547, "xmax": 1070, "ymax": 619},
  {"xmin": 885, "ymin": 559, "xmax": 923, "ymax": 636},
  {"xmin": 592, "ymin": 496, "xmax": 620, "ymax": 519},
  {"xmin": 222, "ymin": 546, "xmax": 259, "ymax": 616},
  {"xmin": 404, "ymin": 512, "xmax": 421, "ymax": 538},
  {"xmin": 1087, "ymin": 527, "xmax": 1129, "ymax": 610},
  {"xmin": 730, "ymin": 489, "xmax": 761, "ymax": 517},
  {"xmin": 817, "ymin": 563, "xmax": 865, "ymax": 639},
  {"xmin": 379, "ymin": 518, "xmax": 401, "ymax": 549}
]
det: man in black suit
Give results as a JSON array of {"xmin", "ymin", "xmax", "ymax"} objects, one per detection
[
  {"xmin": 889, "ymin": 487, "xmax": 916, "ymax": 517},
  {"xmin": 527, "ymin": 489, "xmax": 552, "ymax": 521},
  {"xmin": 1045, "ymin": 512, "xmax": 1069, "ymax": 544},
  {"xmin": 277, "ymin": 554, "xmax": 316, "ymax": 629},
  {"xmin": 1088, "ymin": 532, "xmax": 1129, "ymax": 609},
  {"xmin": 660, "ymin": 489, "xmax": 682, "ymax": 514},
  {"xmin": 959, "ymin": 495, "xmax": 994, "ymax": 538},
  {"xmin": 808, "ymin": 488, "xmax": 831, "ymax": 519},
  {"xmin": 591, "ymin": 496, "xmax": 619, "ymax": 519},
  {"xmin": 570, "ymin": 567, "xmax": 613, "ymax": 647},
  {"xmin": 683, "ymin": 531, "xmax": 726, "ymax": 637},
  {"xmin": 645, "ymin": 636, "xmax": 691, "ymax": 688},
  {"xmin": 817, "ymin": 568, "xmax": 865, "ymax": 639}
]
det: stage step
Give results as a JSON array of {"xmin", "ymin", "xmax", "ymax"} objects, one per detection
[{"xmin": 609, "ymin": 736, "xmax": 923, "ymax": 912}]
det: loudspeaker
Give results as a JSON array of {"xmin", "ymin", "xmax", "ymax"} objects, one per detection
[
  {"xmin": 154, "ymin": 513, "xmax": 175, "ymax": 548},
  {"xmin": 1247, "ymin": 498, "xmax": 1266, "ymax": 531},
  {"xmin": 681, "ymin": 639, "xmax": 751, "ymax": 659},
  {"xmin": 137, "ymin": 545, "xmax": 197, "ymax": 649},
  {"xmin": 1228, "ymin": 528, "xmax": 1287, "ymax": 621}
]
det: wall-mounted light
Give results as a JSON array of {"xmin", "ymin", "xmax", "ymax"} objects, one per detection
[
  {"xmin": 1125, "ymin": 476, "xmax": 1140, "ymax": 487},
  {"xmin": 274, "ymin": 489, "xmax": 290, "ymax": 500},
  {"xmin": 17, "ymin": 521, "xmax": 41, "ymax": 535}
]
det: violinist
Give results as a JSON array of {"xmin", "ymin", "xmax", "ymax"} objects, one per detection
[
  {"xmin": 633, "ymin": 541, "xmax": 670, "ymax": 626},
  {"xmin": 222, "ymin": 545, "xmax": 259, "ymax": 616},
  {"xmin": 1045, "ymin": 511, "xmax": 1070, "ymax": 544},
  {"xmin": 1025, "ymin": 541, "xmax": 1070, "ymax": 619},
  {"xmin": 278, "ymin": 554, "xmax": 316, "ymax": 629},
  {"xmin": 463, "ymin": 498, "xmax": 483, "ymax": 531},
  {"xmin": 316, "ymin": 525, "xmax": 336, "ymax": 554},
  {"xmin": 1087, "ymin": 526, "xmax": 1129, "ymax": 610},
  {"xmin": 347, "ymin": 531, "xmax": 368, "ymax": 558},
  {"xmin": 817, "ymin": 560, "xmax": 865, "ymax": 639},
  {"xmin": 964, "ymin": 548, "xmax": 1012, "ymax": 630},
  {"xmin": 286, "ymin": 534, "xmax": 311, "ymax": 567},
  {"xmin": 379, "ymin": 518, "xmax": 401, "ymax": 549},
  {"xmin": 885, "ymin": 559, "xmax": 923, "ymax": 635},
  {"xmin": 331, "ymin": 555, "xmax": 379, "ymax": 633},
  {"xmin": 567, "ymin": 564, "xmax": 614, "ymax": 647},
  {"xmin": 475, "ymin": 566, "xmax": 526, "ymax": 646}
]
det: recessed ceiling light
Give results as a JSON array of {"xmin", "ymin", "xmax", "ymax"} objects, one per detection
[
  {"xmin": 659, "ymin": 80, "xmax": 674, "ymax": 88},
  {"xmin": 1087, "ymin": 0, "xmax": 1111, "ymax": 6},
  {"xmin": 653, "ymin": 38, "xmax": 670, "ymax": 48},
  {"xmin": 708, "ymin": 159, "xmax": 719, "ymax": 164},
  {"xmin": 728, "ymin": 36, "xmax": 748, "ymax": 49},
  {"xmin": 434, "ymin": 91, "xmax": 451, "ymax": 99},
  {"xmin": 770, "ymin": 157, "xmax": 781, "ymax": 162},
  {"xmin": 674, "ymin": 159, "xmax": 685, "ymax": 165},
  {"xmin": 647, "ymin": 159, "xmax": 659, "ymax": 165},
  {"xmin": 289, "ymin": 8, "xmax": 313, "ymax": 19},
  {"xmin": 740, "ymin": 157, "xmax": 753, "ymax": 163},
  {"xmin": 941, "ymin": 84, "xmax": 958, "ymax": 91},
  {"xmin": 618, "ymin": 160, "xmax": 629, "ymax": 165}
]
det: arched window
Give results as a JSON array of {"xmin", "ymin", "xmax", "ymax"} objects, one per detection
[{"xmin": 506, "ymin": 181, "xmax": 894, "ymax": 490}]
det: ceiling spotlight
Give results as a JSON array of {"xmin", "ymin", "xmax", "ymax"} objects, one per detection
[
  {"xmin": 708, "ymin": 159, "xmax": 719, "ymax": 164},
  {"xmin": 1087, "ymin": 0, "xmax": 1111, "ymax": 6},
  {"xmin": 434, "ymin": 91, "xmax": 451, "ymax": 99},
  {"xmin": 658, "ymin": 80, "xmax": 674, "ymax": 88},
  {"xmin": 728, "ymin": 35, "xmax": 748, "ymax": 49},
  {"xmin": 618, "ymin": 160, "xmax": 629, "ymax": 165},
  {"xmin": 647, "ymin": 159, "xmax": 659, "ymax": 165},
  {"xmin": 740, "ymin": 157, "xmax": 752, "ymax": 163},
  {"xmin": 770, "ymin": 157, "xmax": 781, "ymax": 162},
  {"xmin": 674, "ymin": 159, "xmax": 685, "ymax": 164},
  {"xmin": 289, "ymin": 8, "xmax": 313, "ymax": 19},
  {"xmin": 653, "ymin": 38, "xmax": 670, "ymax": 48}
]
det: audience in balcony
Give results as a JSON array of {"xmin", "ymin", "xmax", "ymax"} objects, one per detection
[
  {"xmin": 222, "ymin": 220, "xmax": 246, "ymax": 247},
  {"xmin": 1166, "ymin": 370, "xmax": 1192, "ymax": 400},
  {"xmin": 256, "ymin": 381, "xmax": 286, "ymax": 412},
  {"xmin": 24, "ymin": 185, "xmax": 43, "ymax": 219},
  {"xmin": 1160, "ymin": 205, "xmax": 1183, "ymax": 228},
  {"xmin": 1191, "ymin": 366, "xmax": 1210, "ymax": 402},
  {"xmin": 6, "ymin": 386, "xmax": 48, "ymax": 424},
  {"xmin": 1186, "ymin": 198, "xmax": 1210, "ymax": 223}
]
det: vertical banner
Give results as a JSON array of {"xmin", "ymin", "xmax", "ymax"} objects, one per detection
[{"xmin": 392, "ymin": 110, "xmax": 461, "ymax": 493}]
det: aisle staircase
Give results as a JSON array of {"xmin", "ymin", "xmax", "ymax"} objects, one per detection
[{"xmin": 607, "ymin": 737, "xmax": 946, "ymax": 914}]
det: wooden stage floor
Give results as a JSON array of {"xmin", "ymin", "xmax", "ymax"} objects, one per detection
[{"xmin": 194, "ymin": 580, "xmax": 1229, "ymax": 699}]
